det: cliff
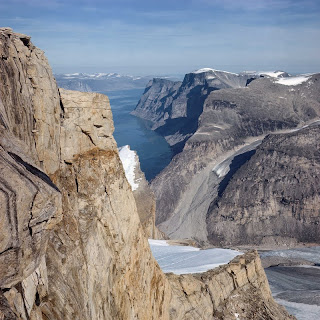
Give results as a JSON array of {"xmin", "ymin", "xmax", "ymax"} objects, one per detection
[
  {"xmin": 168, "ymin": 251, "xmax": 294, "ymax": 320},
  {"xmin": 132, "ymin": 69, "xmax": 257, "ymax": 152},
  {"xmin": 0, "ymin": 28, "xmax": 293, "ymax": 320},
  {"xmin": 151, "ymin": 72, "xmax": 320, "ymax": 244},
  {"xmin": 0, "ymin": 27, "xmax": 170, "ymax": 319},
  {"xmin": 207, "ymin": 125, "xmax": 320, "ymax": 246},
  {"xmin": 119, "ymin": 145, "xmax": 165, "ymax": 239}
]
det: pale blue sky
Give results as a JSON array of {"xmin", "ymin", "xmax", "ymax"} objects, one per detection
[{"xmin": 1, "ymin": 0, "xmax": 320, "ymax": 75}]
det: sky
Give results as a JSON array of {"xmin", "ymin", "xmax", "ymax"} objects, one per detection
[{"xmin": 1, "ymin": 0, "xmax": 320, "ymax": 75}]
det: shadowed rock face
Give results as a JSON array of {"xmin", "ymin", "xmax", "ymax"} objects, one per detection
[
  {"xmin": 207, "ymin": 125, "xmax": 320, "ymax": 246},
  {"xmin": 132, "ymin": 70, "xmax": 257, "ymax": 153},
  {"xmin": 152, "ymin": 74, "xmax": 320, "ymax": 244},
  {"xmin": 0, "ymin": 28, "xmax": 294, "ymax": 320}
]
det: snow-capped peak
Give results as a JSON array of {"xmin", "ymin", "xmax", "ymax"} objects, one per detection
[
  {"xmin": 257, "ymin": 71, "xmax": 288, "ymax": 78},
  {"xmin": 192, "ymin": 68, "xmax": 238, "ymax": 75}
]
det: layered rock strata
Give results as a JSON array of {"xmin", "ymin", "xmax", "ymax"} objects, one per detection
[{"xmin": 0, "ymin": 28, "xmax": 293, "ymax": 320}]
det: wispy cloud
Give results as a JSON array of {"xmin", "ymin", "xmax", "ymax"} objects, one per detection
[{"xmin": 1, "ymin": 0, "xmax": 319, "ymax": 74}]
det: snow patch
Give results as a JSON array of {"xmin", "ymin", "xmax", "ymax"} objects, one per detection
[
  {"xmin": 148, "ymin": 239, "xmax": 170, "ymax": 247},
  {"xmin": 118, "ymin": 145, "xmax": 139, "ymax": 191},
  {"xmin": 148, "ymin": 239, "xmax": 241, "ymax": 274},
  {"xmin": 258, "ymin": 71, "xmax": 286, "ymax": 78},
  {"xmin": 193, "ymin": 68, "xmax": 238, "ymax": 75},
  {"xmin": 206, "ymin": 75, "xmax": 217, "ymax": 80},
  {"xmin": 213, "ymin": 161, "xmax": 230, "ymax": 178},
  {"xmin": 275, "ymin": 76, "xmax": 311, "ymax": 86}
]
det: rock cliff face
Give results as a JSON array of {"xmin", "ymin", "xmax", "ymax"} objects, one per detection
[
  {"xmin": 0, "ymin": 28, "xmax": 293, "ymax": 320},
  {"xmin": 151, "ymin": 73, "xmax": 320, "ymax": 244},
  {"xmin": 0, "ymin": 27, "xmax": 63, "ymax": 292},
  {"xmin": 132, "ymin": 69, "xmax": 257, "ymax": 152},
  {"xmin": 118, "ymin": 145, "xmax": 165, "ymax": 239},
  {"xmin": 168, "ymin": 251, "xmax": 294, "ymax": 320},
  {"xmin": 0, "ymin": 27, "xmax": 170, "ymax": 320},
  {"xmin": 207, "ymin": 125, "xmax": 320, "ymax": 246}
]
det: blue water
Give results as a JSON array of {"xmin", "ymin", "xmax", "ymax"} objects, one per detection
[{"xmin": 103, "ymin": 89, "xmax": 172, "ymax": 181}]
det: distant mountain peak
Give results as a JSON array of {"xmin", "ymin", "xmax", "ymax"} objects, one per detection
[{"xmin": 192, "ymin": 68, "xmax": 238, "ymax": 75}]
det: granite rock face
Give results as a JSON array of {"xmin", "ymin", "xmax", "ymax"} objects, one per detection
[
  {"xmin": 168, "ymin": 251, "xmax": 294, "ymax": 320},
  {"xmin": 207, "ymin": 125, "xmax": 320, "ymax": 246},
  {"xmin": 129, "ymin": 148, "xmax": 166, "ymax": 239},
  {"xmin": 41, "ymin": 89, "xmax": 171, "ymax": 320},
  {"xmin": 0, "ymin": 28, "xmax": 294, "ymax": 320},
  {"xmin": 151, "ymin": 74, "xmax": 320, "ymax": 244},
  {"xmin": 0, "ymin": 28, "xmax": 62, "ymax": 292}
]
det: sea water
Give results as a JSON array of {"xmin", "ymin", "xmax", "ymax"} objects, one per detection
[{"xmin": 104, "ymin": 88, "xmax": 172, "ymax": 181}]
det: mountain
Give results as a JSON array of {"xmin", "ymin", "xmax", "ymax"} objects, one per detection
[
  {"xmin": 0, "ymin": 28, "xmax": 293, "ymax": 320},
  {"xmin": 55, "ymin": 72, "xmax": 158, "ymax": 92},
  {"xmin": 145, "ymin": 70, "xmax": 320, "ymax": 245},
  {"xmin": 132, "ymin": 68, "xmax": 260, "ymax": 152},
  {"xmin": 207, "ymin": 124, "xmax": 320, "ymax": 246}
]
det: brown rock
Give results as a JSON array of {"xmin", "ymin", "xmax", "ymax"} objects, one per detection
[{"xmin": 168, "ymin": 251, "xmax": 295, "ymax": 320}]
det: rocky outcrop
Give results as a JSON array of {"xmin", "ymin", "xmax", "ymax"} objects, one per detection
[
  {"xmin": 207, "ymin": 125, "xmax": 320, "ymax": 246},
  {"xmin": 168, "ymin": 251, "xmax": 294, "ymax": 320},
  {"xmin": 0, "ymin": 28, "xmax": 293, "ymax": 320},
  {"xmin": 152, "ymin": 73, "xmax": 320, "ymax": 244},
  {"xmin": 132, "ymin": 69, "xmax": 258, "ymax": 152}
]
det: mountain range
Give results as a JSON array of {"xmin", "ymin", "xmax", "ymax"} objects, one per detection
[
  {"xmin": 132, "ymin": 68, "xmax": 320, "ymax": 247},
  {"xmin": 55, "ymin": 72, "xmax": 178, "ymax": 92}
]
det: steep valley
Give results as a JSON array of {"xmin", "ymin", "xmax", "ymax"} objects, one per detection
[
  {"xmin": 133, "ymin": 70, "xmax": 320, "ymax": 246},
  {"xmin": 131, "ymin": 68, "xmax": 320, "ymax": 319}
]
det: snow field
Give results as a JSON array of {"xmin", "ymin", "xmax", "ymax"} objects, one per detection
[
  {"xmin": 148, "ymin": 239, "xmax": 241, "ymax": 275},
  {"xmin": 275, "ymin": 75, "xmax": 311, "ymax": 86},
  {"xmin": 118, "ymin": 145, "xmax": 139, "ymax": 191}
]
